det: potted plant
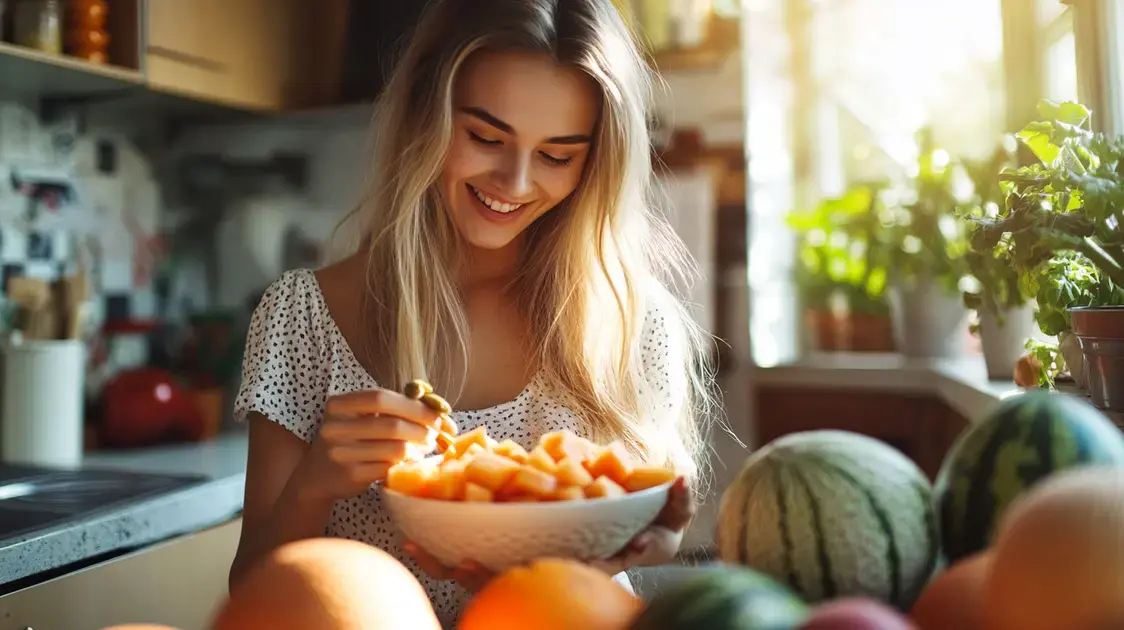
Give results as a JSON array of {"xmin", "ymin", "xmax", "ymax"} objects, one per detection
[
  {"xmin": 971, "ymin": 99, "xmax": 1124, "ymax": 411},
  {"xmin": 960, "ymin": 142, "xmax": 1046, "ymax": 379},
  {"xmin": 788, "ymin": 187, "xmax": 896, "ymax": 353},
  {"xmin": 880, "ymin": 129, "xmax": 974, "ymax": 358}
]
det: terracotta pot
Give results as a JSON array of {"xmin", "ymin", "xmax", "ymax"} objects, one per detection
[
  {"xmin": 804, "ymin": 310, "xmax": 896, "ymax": 353},
  {"xmin": 846, "ymin": 313, "xmax": 897, "ymax": 353},
  {"xmin": 1069, "ymin": 306, "xmax": 1124, "ymax": 412}
]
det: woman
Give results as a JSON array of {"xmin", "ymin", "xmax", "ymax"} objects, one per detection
[{"xmin": 229, "ymin": 0, "xmax": 719, "ymax": 624}]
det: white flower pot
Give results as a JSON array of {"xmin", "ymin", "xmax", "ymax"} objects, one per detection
[
  {"xmin": 979, "ymin": 303, "xmax": 1042, "ymax": 380},
  {"xmin": 888, "ymin": 279, "xmax": 971, "ymax": 359}
]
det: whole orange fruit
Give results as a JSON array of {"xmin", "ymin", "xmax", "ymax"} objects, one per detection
[
  {"xmin": 211, "ymin": 537, "xmax": 440, "ymax": 630},
  {"xmin": 458, "ymin": 558, "xmax": 642, "ymax": 630}
]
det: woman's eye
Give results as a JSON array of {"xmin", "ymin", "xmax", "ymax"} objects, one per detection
[
  {"xmin": 468, "ymin": 131, "xmax": 501, "ymax": 146},
  {"xmin": 541, "ymin": 152, "xmax": 573, "ymax": 166}
]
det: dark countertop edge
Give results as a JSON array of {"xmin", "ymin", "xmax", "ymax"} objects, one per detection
[{"xmin": 0, "ymin": 474, "xmax": 244, "ymax": 591}]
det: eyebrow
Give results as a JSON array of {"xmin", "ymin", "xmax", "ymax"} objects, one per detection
[{"xmin": 459, "ymin": 106, "xmax": 592, "ymax": 145}]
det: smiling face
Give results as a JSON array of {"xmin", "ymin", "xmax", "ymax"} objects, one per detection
[{"xmin": 441, "ymin": 51, "xmax": 601, "ymax": 252}]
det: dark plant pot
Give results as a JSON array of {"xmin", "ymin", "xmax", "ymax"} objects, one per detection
[{"xmin": 1069, "ymin": 306, "xmax": 1124, "ymax": 412}]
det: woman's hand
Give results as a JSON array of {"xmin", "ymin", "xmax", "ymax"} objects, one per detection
[
  {"xmin": 291, "ymin": 389, "xmax": 446, "ymax": 502},
  {"xmin": 585, "ymin": 476, "xmax": 696, "ymax": 575},
  {"xmin": 403, "ymin": 541, "xmax": 497, "ymax": 593}
]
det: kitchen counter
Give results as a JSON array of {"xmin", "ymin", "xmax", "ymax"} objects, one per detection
[
  {"xmin": 0, "ymin": 432, "xmax": 248, "ymax": 590},
  {"xmin": 752, "ymin": 353, "xmax": 1021, "ymax": 422},
  {"xmin": 0, "ymin": 355, "xmax": 1019, "ymax": 592}
]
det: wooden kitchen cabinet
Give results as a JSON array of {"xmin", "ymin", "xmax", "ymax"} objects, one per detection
[
  {"xmin": 145, "ymin": 0, "xmax": 348, "ymax": 111},
  {"xmin": 0, "ymin": 518, "xmax": 241, "ymax": 630},
  {"xmin": 754, "ymin": 386, "xmax": 969, "ymax": 480}
]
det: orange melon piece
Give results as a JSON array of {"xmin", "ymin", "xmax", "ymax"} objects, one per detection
[
  {"xmin": 432, "ymin": 460, "xmax": 468, "ymax": 500},
  {"xmin": 462, "ymin": 442, "xmax": 487, "ymax": 459},
  {"xmin": 494, "ymin": 439, "xmax": 529, "ymax": 463},
  {"xmin": 555, "ymin": 457, "xmax": 594, "ymax": 487},
  {"xmin": 464, "ymin": 482, "xmax": 494, "ymax": 503},
  {"xmin": 584, "ymin": 441, "xmax": 635, "ymax": 486},
  {"xmin": 386, "ymin": 461, "xmax": 438, "ymax": 497},
  {"xmin": 465, "ymin": 452, "xmax": 522, "ymax": 492},
  {"xmin": 624, "ymin": 466, "xmax": 677, "ymax": 492},
  {"xmin": 541, "ymin": 430, "xmax": 595, "ymax": 463},
  {"xmin": 585, "ymin": 475, "xmax": 627, "ymax": 500},
  {"xmin": 553, "ymin": 485, "xmax": 586, "ymax": 501},
  {"xmin": 454, "ymin": 426, "xmax": 490, "ymax": 453},
  {"xmin": 527, "ymin": 446, "xmax": 559, "ymax": 475},
  {"xmin": 508, "ymin": 464, "xmax": 558, "ymax": 499}
]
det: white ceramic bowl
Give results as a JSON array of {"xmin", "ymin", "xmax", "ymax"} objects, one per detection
[{"xmin": 382, "ymin": 481, "xmax": 673, "ymax": 573}]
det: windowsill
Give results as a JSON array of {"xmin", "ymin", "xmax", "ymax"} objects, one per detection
[{"xmin": 749, "ymin": 352, "xmax": 1021, "ymax": 422}]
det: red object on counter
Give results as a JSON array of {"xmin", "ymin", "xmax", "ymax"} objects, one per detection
[{"xmin": 99, "ymin": 367, "xmax": 206, "ymax": 448}]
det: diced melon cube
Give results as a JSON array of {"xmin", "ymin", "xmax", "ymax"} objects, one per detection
[
  {"xmin": 584, "ymin": 441, "xmax": 635, "ymax": 486},
  {"xmin": 386, "ymin": 461, "xmax": 438, "ymax": 498},
  {"xmin": 540, "ymin": 430, "xmax": 595, "ymax": 463},
  {"xmin": 503, "ymin": 494, "xmax": 541, "ymax": 503},
  {"xmin": 585, "ymin": 475, "xmax": 627, "ymax": 500},
  {"xmin": 465, "ymin": 452, "xmax": 521, "ymax": 492},
  {"xmin": 494, "ymin": 439, "xmax": 530, "ymax": 463},
  {"xmin": 462, "ymin": 442, "xmax": 487, "ymax": 459},
  {"xmin": 432, "ymin": 460, "xmax": 468, "ymax": 500},
  {"xmin": 555, "ymin": 456, "xmax": 594, "ymax": 487},
  {"xmin": 508, "ymin": 464, "xmax": 558, "ymax": 499},
  {"xmin": 624, "ymin": 466, "xmax": 677, "ymax": 492},
  {"xmin": 527, "ymin": 446, "xmax": 559, "ymax": 474},
  {"xmin": 454, "ymin": 426, "xmax": 490, "ymax": 453},
  {"xmin": 553, "ymin": 485, "xmax": 586, "ymax": 501},
  {"xmin": 464, "ymin": 482, "xmax": 494, "ymax": 502}
]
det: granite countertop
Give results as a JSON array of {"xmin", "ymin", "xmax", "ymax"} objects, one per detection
[
  {"xmin": 0, "ymin": 432, "xmax": 249, "ymax": 590},
  {"xmin": 752, "ymin": 352, "xmax": 1021, "ymax": 421},
  {"xmin": 0, "ymin": 354, "xmax": 1020, "ymax": 591}
]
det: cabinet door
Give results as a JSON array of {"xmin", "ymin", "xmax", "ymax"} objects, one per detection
[
  {"xmin": 754, "ymin": 387, "xmax": 968, "ymax": 479},
  {"xmin": 0, "ymin": 518, "xmax": 241, "ymax": 630},
  {"xmin": 145, "ymin": 0, "xmax": 348, "ymax": 111}
]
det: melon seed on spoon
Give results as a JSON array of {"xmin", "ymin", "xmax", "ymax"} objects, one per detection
[{"xmin": 403, "ymin": 379, "xmax": 458, "ymax": 454}]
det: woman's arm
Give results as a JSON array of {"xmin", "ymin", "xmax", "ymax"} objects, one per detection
[{"xmin": 227, "ymin": 414, "xmax": 335, "ymax": 589}]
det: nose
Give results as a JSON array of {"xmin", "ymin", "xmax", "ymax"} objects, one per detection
[{"xmin": 494, "ymin": 152, "xmax": 533, "ymax": 200}]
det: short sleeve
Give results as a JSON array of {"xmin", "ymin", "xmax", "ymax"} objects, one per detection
[
  {"xmin": 233, "ymin": 269, "xmax": 330, "ymax": 443},
  {"xmin": 638, "ymin": 284, "xmax": 695, "ymax": 470}
]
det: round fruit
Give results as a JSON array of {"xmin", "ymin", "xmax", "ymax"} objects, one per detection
[
  {"xmin": 629, "ymin": 564, "xmax": 810, "ymax": 630},
  {"xmin": 211, "ymin": 538, "xmax": 440, "ymax": 630},
  {"xmin": 458, "ymin": 558, "xmax": 642, "ymax": 630},
  {"xmin": 716, "ymin": 430, "xmax": 937, "ymax": 609},
  {"xmin": 933, "ymin": 390, "xmax": 1124, "ymax": 563},
  {"xmin": 909, "ymin": 551, "xmax": 992, "ymax": 630},
  {"xmin": 984, "ymin": 466, "xmax": 1124, "ymax": 630},
  {"xmin": 799, "ymin": 598, "xmax": 916, "ymax": 629}
]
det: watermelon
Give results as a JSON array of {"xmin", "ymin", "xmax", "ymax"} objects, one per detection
[
  {"xmin": 629, "ymin": 565, "xmax": 809, "ymax": 630},
  {"xmin": 933, "ymin": 389, "xmax": 1124, "ymax": 563},
  {"xmin": 716, "ymin": 430, "xmax": 937, "ymax": 610}
]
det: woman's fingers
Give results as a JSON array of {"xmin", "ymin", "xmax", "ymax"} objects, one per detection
[
  {"xmin": 451, "ymin": 561, "xmax": 494, "ymax": 592},
  {"xmin": 653, "ymin": 476, "xmax": 695, "ymax": 532},
  {"xmin": 342, "ymin": 462, "xmax": 390, "ymax": 485},
  {"xmin": 320, "ymin": 415, "xmax": 434, "ymax": 443},
  {"xmin": 327, "ymin": 389, "xmax": 444, "ymax": 427},
  {"xmin": 404, "ymin": 541, "xmax": 453, "ymax": 580},
  {"xmin": 328, "ymin": 440, "xmax": 412, "ymax": 464}
]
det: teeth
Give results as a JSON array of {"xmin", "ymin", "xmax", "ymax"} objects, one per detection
[{"xmin": 471, "ymin": 185, "xmax": 523, "ymax": 214}]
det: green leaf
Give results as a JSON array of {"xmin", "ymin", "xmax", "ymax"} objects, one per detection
[{"xmin": 1017, "ymin": 121, "xmax": 1061, "ymax": 165}]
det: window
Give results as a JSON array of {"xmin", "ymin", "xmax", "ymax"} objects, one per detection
[{"xmin": 1040, "ymin": 2, "xmax": 1079, "ymax": 104}]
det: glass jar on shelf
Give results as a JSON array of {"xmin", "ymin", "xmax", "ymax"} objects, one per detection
[
  {"xmin": 11, "ymin": 0, "xmax": 61, "ymax": 54},
  {"xmin": 65, "ymin": 0, "xmax": 109, "ymax": 63}
]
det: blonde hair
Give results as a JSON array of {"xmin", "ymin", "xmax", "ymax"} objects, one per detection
[{"xmin": 332, "ymin": 0, "xmax": 721, "ymax": 488}]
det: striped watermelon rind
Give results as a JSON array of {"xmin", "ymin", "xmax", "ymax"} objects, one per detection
[
  {"xmin": 628, "ymin": 565, "xmax": 809, "ymax": 630},
  {"xmin": 716, "ymin": 430, "xmax": 937, "ymax": 611},
  {"xmin": 934, "ymin": 389, "xmax": 1124, "ymax": 563}
]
